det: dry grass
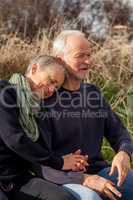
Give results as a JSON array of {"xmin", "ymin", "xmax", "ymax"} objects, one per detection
[
  {"xmin": 0, "ymin": 31, "xmax": 51, "ymax": 79},
  {"xmin": 89, "ymin": 34, "xmax": 133, "ymax": 85}
]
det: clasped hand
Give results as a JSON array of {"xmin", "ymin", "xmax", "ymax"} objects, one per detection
[{"xmin": 62, "ymin": 149, "xmax": 89, "ymax": 171}]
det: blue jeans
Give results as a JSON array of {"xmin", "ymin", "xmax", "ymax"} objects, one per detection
[
  {"xmin": 63, "ymin": 184, "xmax": 102, "ymax": 200},
  {"xmin": 98, "ymin": 167, "xmax": 133, "ymax": 200}
]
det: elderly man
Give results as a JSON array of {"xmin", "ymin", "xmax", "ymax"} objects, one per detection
[
  {"xmin": 41, "ymin": 31, "xmax": 133, "ymax": 200},
  {"xmin": 0, "ymin": 55, "xmax": 81, "ymax": 200}
]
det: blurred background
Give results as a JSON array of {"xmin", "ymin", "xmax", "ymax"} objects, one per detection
[{"xmin": 0, "ymin": 0, "xmax": 132, "ymax": 162}]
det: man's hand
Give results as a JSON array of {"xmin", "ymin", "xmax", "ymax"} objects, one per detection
[
  {"xmin": 109, "ymin": 151, "xmax": 131, "ymax": 187},
  {"xmin": 83, "ymin": 175, "xmax": 122, "ymax": 200},
  {"xmin": 62, "ymin": 149, "xmax": 89, "ymax": 171},
  {"xmin": 73, "ymin": 149, "xmax": 89, "ymax": 171}
]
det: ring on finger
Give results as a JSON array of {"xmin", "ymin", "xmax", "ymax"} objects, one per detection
[{"xmin": 80, "ymin": 160, "xmax": 84, "ymax": 164}]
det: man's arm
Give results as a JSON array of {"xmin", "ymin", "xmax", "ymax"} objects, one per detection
[
  {"xmin": 104, "ymin": 99, "xmax": 133, "ymax": 157},
  {"xmin": 104, "ymin": 97, "xmax": 133, "ymax": 186}
]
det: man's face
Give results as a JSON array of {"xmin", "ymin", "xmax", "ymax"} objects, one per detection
[
  {"xmin": 62, "ymin": 36, "xmax": 92, "ymax": 80},
  {"xmin": 31, "ymin": 64, "xmax": 65, "ymax": 99}
]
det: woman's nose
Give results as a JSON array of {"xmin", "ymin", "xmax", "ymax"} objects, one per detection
[{"xmin": 49, "ymin": 85, "xmax": 56, "ymax": 93}]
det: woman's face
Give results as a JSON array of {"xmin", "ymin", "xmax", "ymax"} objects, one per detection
[{"xmin": 31, "ymin": 64, "xmax": 65, "ymax": 99}]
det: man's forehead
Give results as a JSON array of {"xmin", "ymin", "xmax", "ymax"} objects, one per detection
[
  {"xmin": 66, "ymin": 36, "xmax": 90, "ymax": 52},
  {"xmin": 66, "ymin": 43, "xmax": 91, "ymax": 56}
]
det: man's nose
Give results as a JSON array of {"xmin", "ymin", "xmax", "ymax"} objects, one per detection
[{"xmin": 84, "ymin": 56, "xmax": 92, "ymax": 65}]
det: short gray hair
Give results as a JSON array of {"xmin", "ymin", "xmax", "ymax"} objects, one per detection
[
  {"xmin": 26, "ymin": 55, "xmax": 65, "ymax": 74},
  {"xmin": 53, "ymin": 30, "xmax": 85, "ymax": 56}
]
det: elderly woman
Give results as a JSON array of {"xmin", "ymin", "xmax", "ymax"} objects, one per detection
[{"xmin": 0, "ymin": 55, "xmax": 83, "ymax": 200}]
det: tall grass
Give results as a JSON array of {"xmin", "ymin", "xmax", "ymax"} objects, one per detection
[{"xmin": 87, "ymin": 34, "xmax": 133, "ymax": 161}]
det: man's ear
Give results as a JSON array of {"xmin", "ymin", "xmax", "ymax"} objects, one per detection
[{"xmin": 31, "ymin": 63, "xmax": 39, "ymax": 75}]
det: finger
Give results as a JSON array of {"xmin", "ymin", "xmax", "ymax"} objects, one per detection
[
  {"xmin": 75, "ymin": 162, "xmax": 83, "ymax": 171},
  {"xmin": 104, "ymin": 189, "xmax": 117, "ymax": 200},
  {"xmin": 79, "ymin": 161, "xmax": 88, "ymax": 171},
  {"xmin": 71, "ymin": 167, "xmax": 78, "ymax": 172},
  {"xmin": 78, "ymin": 164, "xmax": 86, "ymax": 172},
  {"xmin": 74, "ymin": 155, "xmax": 89, "ymax": 163},
  {"xmin": 82, "ymin": 166, "xmax": 87, "ymax": 172},
  {"xmin": 80, "ymin": 159, "xmax": 89, "ymax": 167},
  {"xmin": 73, "ymin": 149, "xmax": 81, "ymax": 155},
  {"xmin": 74, "ymin": 156, "xmax": 89, "ymax": 168},
  {"xmin": 72, "ymin": 164, "xmax": 80, "ymax": 172},
  {"xmin": 74, "ymin": 161, "xmax": 87, "ymax": 171},
  {"xmin": 117, "ymin": 164, "xmax": 124, "ymax": 187},
  {"xmin": 74, "ymin": 155, "xmax": 86, "ymax": 159},
  {"xmin": 85, "ymin": 155, "xmax": 89, "ymax": 161},
  {"xmin": 74, "ymin": 154, "xmax": 90, "ymax": 163},
  {"xmin": 117, "ymin": 167, "xmax": 127, "ymax": 187},
  {"xmin": 76, "ymin": 162, "xmax": 82, "ymax": 169},
  {"xmin": 75, "ymin": 158, "xmax": 85, "ymax": 164},
  {"xmin": 109, "ymin": 164, "xmax": 116, "ymax": 176},
  {"xmin": 107, "ymin": 183, "xmax": 122, "ymax": 198}
]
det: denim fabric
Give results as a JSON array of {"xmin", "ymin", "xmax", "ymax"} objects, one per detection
[{"xmin": 63, "ymin": 184, "xmax": 102, "ymax": 200}]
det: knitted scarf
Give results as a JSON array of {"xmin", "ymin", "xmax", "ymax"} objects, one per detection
[{"xmin": 9, "ymin": 73, "xmax": 40, "ymax": 142}]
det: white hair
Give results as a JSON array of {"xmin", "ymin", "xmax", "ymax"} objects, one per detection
[{"xmin": 52, "ymin": 30, "xmax": 85, "ymax": 56}]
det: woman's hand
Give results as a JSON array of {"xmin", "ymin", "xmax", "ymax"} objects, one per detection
[{"xmin": 62, "ymin": 149, "xmax": 89, "ymax": 171}]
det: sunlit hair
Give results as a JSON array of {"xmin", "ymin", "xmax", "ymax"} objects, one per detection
[
  {"xmin": 26, "ymin": 54, "xmax": 65, "ymax": 74},
  {"xmin": 53, "ymin": 30, "xmax": 85, "ymax": 56}
]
